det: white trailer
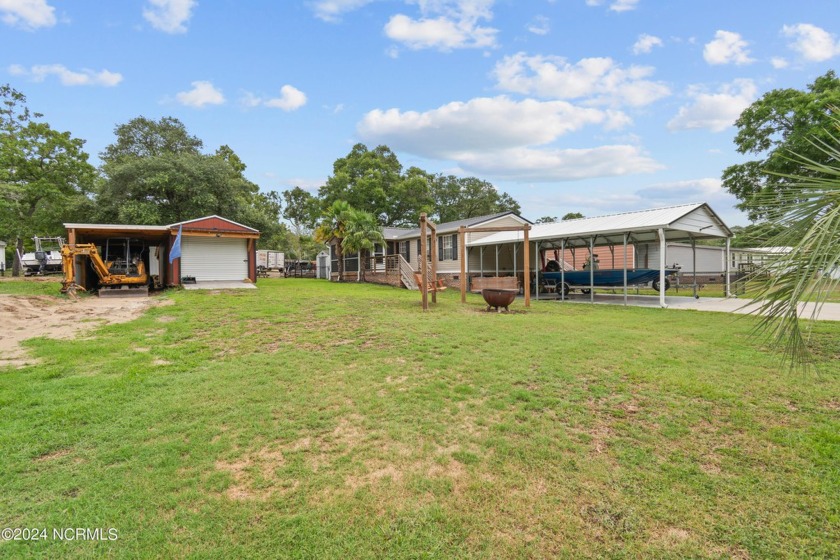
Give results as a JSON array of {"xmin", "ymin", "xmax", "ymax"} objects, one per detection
[{"xmin": 256, "ymin": 250, "xmax": 285, "ymax": 272}]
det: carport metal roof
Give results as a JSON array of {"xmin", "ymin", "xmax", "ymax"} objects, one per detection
[{"xmin": 467, "ymin": 203, "xmax": 732, "ymax": 248}]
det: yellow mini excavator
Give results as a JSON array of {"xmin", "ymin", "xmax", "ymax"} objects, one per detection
[{"xmin": 61, "ymin": 239, "xmax": 149, "ymax": 298}]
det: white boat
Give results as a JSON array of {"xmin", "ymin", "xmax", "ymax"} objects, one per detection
[{"xmin": 18, "ymin": 236, "xmax": 65, "ymax": 275}]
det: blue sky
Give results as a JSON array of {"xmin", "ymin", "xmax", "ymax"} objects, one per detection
[{"xmin": 2, "ymin": 0, "xmax": 839, "ymax": 227}]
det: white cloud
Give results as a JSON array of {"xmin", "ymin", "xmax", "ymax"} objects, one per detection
[
  {"xmin": 770, "ymin": 57, "xmax": 788, "ymax": 69},
  {"xmin": 527, "ymin": 15, "xmax": 549, "ymax": 36},
  {"xmin": 384, "ymin": 0, "xmax": 498, "ymax": 50},
  {"xmin": 357, "ymin": 95, "xmax": 659, "ymax": 181},
  {"xmin": 265, "ymin": 85, "xmax": 308, "ymax": 111},
  {"xmin": 633, "ymin": 33, "xmax": 662, "ymax": 55},
  {"xmin": 609, "ymin": 0, "xmax": 639, "ymax": 12},
  {"xmin": 384, "ymin": 14, "xmax": 493, "ymax": 50},
  {"xmin": 493, "ymin": 52, "xmax": 670, "ymax": 107},
  {"xmin": 311, "ymin": 0, "xmax": 499, "ymax": 50},
  {"xmin": 175, "ymin": 81, "xmax": 225, "ymax": 107},
  {"xmin": 310, "ymin": 0, "xmax": 375, "ymax": 22},
  {"xmin": 636, "ymin": 178, "xmax": 723, "ymax": 201},
  {"xmin": 0, "ymin": 0, "xmax": 55, "ymax": 29},
  {"xmin": 781, "ymin": 23, "xmax": 840, "ymax": 62},
  {"xmin": 275, "ymin": 177, "xmax": 325, "ymax": 192},
  {"xmin": 585, "ymin": 0, "xmax": 639, "ymax": 12},
  {"xmin": 143, "ymin": 0, "xmax": 196, "ymax": 34},
  {"xmin": 359, "ymin": 96, "xmax": 627, "ymax": 156},
  {"xmin": 667, "ymin": 79, "xmax": 757, "ymax": 132},
  {"xmin": 456, "ymin": 145, "xmax": 661, "ymax": 180},
  {"xmin": 703, "ymin": 30, "xmax": 754, "ymax": 65},
  {"xmin": 548, "ymin": 177, "xmax": 734, "ymax": 215},
  {"xmin": 241, "ymin": 85, "xmax": 307, "ymax": 111},
  {"xmin": 9, "ymin": 63, "xmax": 122, "ymax": 86}
]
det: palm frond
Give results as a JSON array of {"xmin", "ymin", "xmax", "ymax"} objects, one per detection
[{"xmin": 746, "ymin": 112, "xmax": 840, "ymax": 368}]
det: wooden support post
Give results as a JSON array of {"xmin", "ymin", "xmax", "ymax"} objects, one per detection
[
  {"xmin": 420, "ymin": 214, "xmax": 428, "ymax": 311},
  {"xmin": 459, "ymin": 226, "xmax": 466, "ymax": 303},
  {"xmin": 430, "ymin": 225, "xmax": 437, "ymax": 305}
]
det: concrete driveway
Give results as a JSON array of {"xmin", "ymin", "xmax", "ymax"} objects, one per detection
[{"xmin": 534, "ymin": 292, "xmax": 840, "ymax": 321}]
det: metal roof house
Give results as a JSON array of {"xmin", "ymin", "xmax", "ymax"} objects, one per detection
[
  {"xmin": 64, "ymin": 215, "xmax": 260, "ymax": 289},
  {"xmin": 331, "ymin": 211, "xmax": 531, "ymax": 285}
]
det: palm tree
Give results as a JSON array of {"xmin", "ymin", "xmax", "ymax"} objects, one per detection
[
  {"xmin": 314, "ymin": 200, "xmax": 353, "ymax": 281},
  {"xmin": 747, "ymin": 109, "xmax": 840, "ymax": 367},
  {"xmin": 342, "ymin": 209, "xmax": 385, "ymax": 282}
]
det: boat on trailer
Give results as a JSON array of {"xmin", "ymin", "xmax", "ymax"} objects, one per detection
[{"xmin": 541, "ymin": 268, "xmax": 679, "ymax": 295}]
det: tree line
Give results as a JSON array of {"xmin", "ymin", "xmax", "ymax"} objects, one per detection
[{"xmin": 0, "ymin": 84, "xmax": 523, "ymax": 273}]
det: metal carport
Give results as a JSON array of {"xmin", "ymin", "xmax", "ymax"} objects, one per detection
[{"xmin": 466, "ymin": 203, "xmax": 733, "ymax": 308}]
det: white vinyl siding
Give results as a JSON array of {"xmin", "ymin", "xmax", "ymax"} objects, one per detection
[{"xmin": 181, "ymin": 236, "xmax": 248, "ymax": 281}]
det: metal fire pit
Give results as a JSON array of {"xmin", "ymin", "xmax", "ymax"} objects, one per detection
[{"xmin": 481, "ymin": 288, "xmax": 517, "ymax": 313}]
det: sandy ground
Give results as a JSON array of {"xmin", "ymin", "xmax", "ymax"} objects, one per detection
[{"xmin": 0, "ymin": 294, "xmax": 167, "ymax": 368}]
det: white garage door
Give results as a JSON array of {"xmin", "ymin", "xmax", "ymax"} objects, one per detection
[{"xmin": 181, "ymin": 236, "xmax": 248, "ymax": 281}]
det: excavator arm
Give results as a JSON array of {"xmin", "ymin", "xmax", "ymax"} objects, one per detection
[{"xmin": 61, "ymin": 243, "xmax": 148, "ymax": 295}]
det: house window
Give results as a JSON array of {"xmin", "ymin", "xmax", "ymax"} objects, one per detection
[
  {"xmin": 416, "ymin": 238, "xmax": 431, "ymax": 261},
  {"xmin": 439, "ymin": 234, "xmax": 458, "ymax": 260},
  {"xmin": 399, "ymin": 241, "xmax": 408, "ymax": 261},
  {"xmin": 441, "ymin": 235, "xmax": 453, "ymax": 260}
]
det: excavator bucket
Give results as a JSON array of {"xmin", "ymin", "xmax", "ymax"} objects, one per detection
[{"xmin": 98, "ymin": 285, "xmax": 149, "ymax": 298}]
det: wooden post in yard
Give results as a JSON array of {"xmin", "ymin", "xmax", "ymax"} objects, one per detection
[
  {"xmin": 420, "ymin": 213, "xmax": 428, "ymax": 311},
  {"xmin": 430, "ymin": 223, "xmax": 437, "ymax": 305},
  {"xmin": 459, "ymin": 226, "xmax": 466, "ymax": 303}
]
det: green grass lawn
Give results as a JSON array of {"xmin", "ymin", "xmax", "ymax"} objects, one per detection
[
  {"xmin": 1, "ymin": 279, "xmax": 838, "ymax": 558},
  {"xmin": 0, "ymin": 276, "xmax": 65, "ymax": 297}
]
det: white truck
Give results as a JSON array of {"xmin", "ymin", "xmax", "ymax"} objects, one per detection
[{"xmin": 256, "ymin": 250, "xmax": 285, "ymax": 272}]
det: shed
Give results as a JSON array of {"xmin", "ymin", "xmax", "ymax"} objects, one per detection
[
  {"xmin": 169, "ymin": 216, "xmax": 260, "ymax": 283},
  {"xmin": 64, "ymin": 215, "xmax": 260, "ymax": 289}
]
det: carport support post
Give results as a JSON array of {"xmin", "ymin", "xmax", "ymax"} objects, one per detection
[
  {"xmin": 725, "ymin": 237, "xmax": 732, "ymax": 297},
  {"xmin": 535, "ymin": 240, "xmax": 540, "ymax": 301},
  {"xmin": 658, "ymin": 228, "xmax": 667, "ymax": 308},
  {"xmin": 589, "ymin": 237, "xmax": 595, "ymax": 304},
  {"xmin": 560, "ymin": 239, "xmax": 565, "ymax": 302},
  {"xmin": 523, "ymin": 226, "xmax": 530, "ymax": 308},
  {"xmin": 623, "ymin": 233, "xmax": 628, "ymax": 306},
  {"xmin": 459, "ymin": 226, "xmax": 466, "ymax": 304},
  {"xmin": 479, "ymin": 247, "xmax": 484, "ymax": 277},
  {"xmin": 691, "ymin": 237, "xmax": 698, "ymax": 298},
  {"xmin": 513, "ymin": 243, "xmax": 518, "ymax": 282},
  {"xmin": 495, "ymin": 245, "xmax": 499, "ymax": 276}
]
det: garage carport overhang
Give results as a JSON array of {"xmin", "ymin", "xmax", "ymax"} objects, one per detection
[
  {"xmin": 64, "ymin": 224, "xmax": 171, "ymax": 245},
  {"xmin": 465, "ymin": 203, "xmax": 734, "ymax": 308}
]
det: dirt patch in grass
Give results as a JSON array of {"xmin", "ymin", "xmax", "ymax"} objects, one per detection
[
  {"xmin": 34, "ymin": 448, "xmax": 73, "ymax": 462},
  {"xmin": 215, "ymin": 445, "xmax": 295, "ymax": 501},
  {"xmin": 0, "ymin": 294, "xmax": 169, "ymax": 368}
]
